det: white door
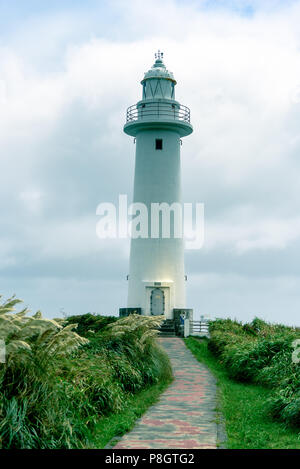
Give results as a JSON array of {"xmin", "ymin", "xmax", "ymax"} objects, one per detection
[{"xmin": 151, "ymin": 288, "xmax": 165, "ymax": 315}]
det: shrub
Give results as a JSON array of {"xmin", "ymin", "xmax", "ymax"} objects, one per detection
[
  {"xmin": 268, "ymin": 384, "xmax": 300, "ymax": 428},
  {"xmin": 65, "ymin": 313, "xmax": 118, "ymax": 337},
  {"xmin": 208, "ymin": 317, "xmax": 300, "ymax": 428},
  {"xmin": 0, "ymin": 296, "xmax": 172, "ymax": 448}
]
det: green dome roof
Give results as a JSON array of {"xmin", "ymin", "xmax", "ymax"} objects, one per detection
[{"xmin": 142, "ymin": 51, "xmax": 176, "ymax": 84}]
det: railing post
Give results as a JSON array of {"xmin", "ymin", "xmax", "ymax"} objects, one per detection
[{"xmin": 184, "ymin": 318, "xmax": 190, "ymax": 338}]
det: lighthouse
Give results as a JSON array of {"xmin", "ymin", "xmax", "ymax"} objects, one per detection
[{"xmin": 121, "ymin": 51, "xmax": 193, "ymax": 320}]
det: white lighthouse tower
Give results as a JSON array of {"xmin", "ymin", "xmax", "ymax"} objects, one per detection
[{"xmin": 122, "ymin": 52, "xmax": 193, "ymax": 320}]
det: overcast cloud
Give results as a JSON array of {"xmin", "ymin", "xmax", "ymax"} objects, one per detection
[{"xmin": 1, "ymin": 0, "xmax": 300, "ymax": 325}]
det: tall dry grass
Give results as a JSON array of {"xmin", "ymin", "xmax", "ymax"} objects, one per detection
[{"xmin": 0, "ymin": 297, "xmax": 172, "ymax": 448}]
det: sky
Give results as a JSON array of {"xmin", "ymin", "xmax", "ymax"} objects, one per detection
[{"xmin": 1, "ymin": 0, "xmax": 300, "ymax": 325}]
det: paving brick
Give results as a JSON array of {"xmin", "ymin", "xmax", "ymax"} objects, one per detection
[{"xmin": 114, "ymin": 338, "xmax": 218, "ymax": 449}]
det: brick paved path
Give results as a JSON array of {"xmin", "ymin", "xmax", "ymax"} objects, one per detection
[{"xmin": 114, "ymin": 338, "xmax": 219, "ymax": 449}]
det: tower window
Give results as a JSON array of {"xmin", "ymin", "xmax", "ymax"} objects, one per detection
[{"xmin": 156, "ymin": 139, "xmax": 163, "ymax": 150}]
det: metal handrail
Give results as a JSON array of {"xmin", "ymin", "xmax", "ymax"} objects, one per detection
[
  {"xmin": 126, "ymin": 102, "xmax": 191, "ymax": 124},
  {"xmin": 190, "ymin": 321, "xmax": 209, "ymax": 332},
  {"xmin": 190, "ymin": 320, "xmax": 209, "ymax": 324}
]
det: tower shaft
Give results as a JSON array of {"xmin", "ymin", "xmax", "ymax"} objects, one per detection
[{"xmin": 128, "ymin": 128, "xmax": 185, "ymax": 317}]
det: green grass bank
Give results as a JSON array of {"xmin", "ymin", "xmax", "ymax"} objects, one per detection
[{"xmin": 186, "ymin": 333, "xmax": 300, "ymax": 449}]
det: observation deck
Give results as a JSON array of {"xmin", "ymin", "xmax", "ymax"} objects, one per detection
[{"xmin": 124, "ymin": 100, "xmax": 193, "ymax": 138}]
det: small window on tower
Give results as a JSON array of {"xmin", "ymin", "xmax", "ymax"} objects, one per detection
[{"xmin": 156, "ymin": 139, "xmax": 163, "ymax": 150}]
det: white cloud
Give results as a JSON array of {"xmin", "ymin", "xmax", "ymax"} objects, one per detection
[
  {"xmin": 19, "ymin": 189, "xmax": 43, "ymax": 214},
  {"xmin": 1, "ymin": 0, "xmax": 300, "ymax": 323},
  {"xmin": 188, "ymin": 272, "xmax": 300, "ymax": 326},
  {"xmin": 204, "ymin": 214, "xmax": 300, "ymax": 253}
]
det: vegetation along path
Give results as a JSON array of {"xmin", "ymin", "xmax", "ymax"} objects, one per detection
[{"xmin": 114, "ymin": 338, "xmax": 221, "ymax": 449}]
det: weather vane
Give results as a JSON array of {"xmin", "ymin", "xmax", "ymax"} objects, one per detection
[{"xmin": 155, "ymin": 50, "xmax": 163, "ymax": 60}]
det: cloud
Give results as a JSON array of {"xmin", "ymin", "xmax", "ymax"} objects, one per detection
[
  {"xmin": 1, "ymin": 0, "xmax": 300, "ymax": 323},
  {"xmin": 187, "ymin": 272, "xmax": 300, "ymax": 326}
]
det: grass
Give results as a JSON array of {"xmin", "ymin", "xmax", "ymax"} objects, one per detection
[
  {"xmin": 1, "ymin": 301, "xmax": 173, "ymax": 449},
  {"xmin": 208, "ymin": 318, "xmax": 300, "ymax": 427},
  {"xmin": 88, "ymin": 379, "xmax": 172, "ymax": 448},
  {"xmin": 185, "ymin": 337, "xmax": 300, "ymax": 449}
]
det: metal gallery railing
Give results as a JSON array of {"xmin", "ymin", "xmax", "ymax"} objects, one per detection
[{"xmin": 126, "ymin": 101, "xmax": 191, "ymax": 124}]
